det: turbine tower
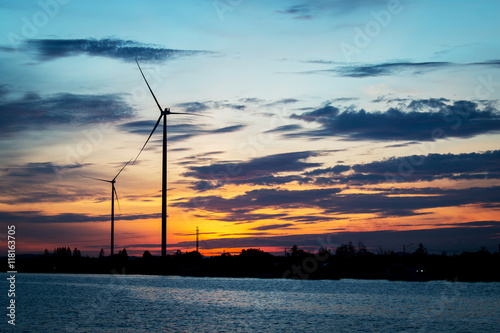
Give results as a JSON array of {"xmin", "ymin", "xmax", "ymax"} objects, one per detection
[
  {"xmin": 134, "ymin": 59, "xmax": 201, "ymax": 257},
  {"xmin": 82, "ymin": 160, "xmax": 130, "ymax": 256}
]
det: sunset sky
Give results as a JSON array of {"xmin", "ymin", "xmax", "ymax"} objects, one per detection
[{"xmin": 1, "ymin": 0, "xmax": 500, "ymax": 257}]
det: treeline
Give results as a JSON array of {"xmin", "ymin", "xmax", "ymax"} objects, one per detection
[{"xmin": 4, "ymin": 243, "xmax": 500, "ymax": 282}]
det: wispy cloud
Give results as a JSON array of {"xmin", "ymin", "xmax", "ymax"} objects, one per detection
[
  {"xmin": 276, "ymin": 0, "xmax": 388, "ymax": 20},
  {"xmin": 25, "ymin": 38, "xmax": 213, "ymax": 63},
  {"xmin": 0, "ymin": 92, "xmax": 134, "ymax": 137},
  {"xmin": 118, "ymin": 121, "xmax": 246, "ymax": 144},
  {"xmin": 175, "ymin": 101, "xmax": 246, "ymax": 112},
  {"xmin": 306, "ymin": 60, "xmax": 500, "ymax": 77},
  {"xmin": 0, "ymin": 211, "xmax": 161, "ymax": 223},
  {"xmin": 0, "ymin": 162, "xmax": 93, "ymax": 204},
  {"xmin": 333, "ymin": 62, "xmax": 452, "ymax": 77}
]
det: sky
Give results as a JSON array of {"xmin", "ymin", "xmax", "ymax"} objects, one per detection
[{"xmin": 1, "ymin": 0, "xmax": 499, "ymax": 257}]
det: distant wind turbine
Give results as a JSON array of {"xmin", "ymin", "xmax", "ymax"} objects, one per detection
[
  {"xmin": 82, "ymin": 160, "xmax": 131, "ymax": 256},
  {"xmin": 133, "ymin": 59, "xmax": 206, "ymax": 257}
]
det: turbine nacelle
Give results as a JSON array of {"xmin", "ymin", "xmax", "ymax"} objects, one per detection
[{"xmin": 162, "ymin": 108, "xmax": 171, "ymax": 115}]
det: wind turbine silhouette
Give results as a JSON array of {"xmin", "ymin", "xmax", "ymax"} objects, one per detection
[
  {"xmin": 133, "ymin": 59, "xmax": 204, "ymax": 257},
  {"xmin": 82, "ymin": 160, "xmax": 130, "ymax": 256}
]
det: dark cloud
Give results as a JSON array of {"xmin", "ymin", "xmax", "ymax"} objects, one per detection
[
  {"xmin": 276, "ymin": 1, "xmax": 388, "ymax": 20},
  {"xmin": 0, "ymin": 92, "xmax": 134, "ymax": 137},
  {"xmin": 290, "ymin": 100, "xmax": 500, "ymax": 141},
  {"xmin": 250, "ymin": 223, "xmax": 295, "ymax": 231},
  {"xmin": 0, "ymin": 211, "xmax": 161, "ymax": 223},
  {"xmin": 350, "ymin": 150, "xmax": 500, "ymax": 184},
  {"xmin": 371, "ymin": 95, "xmax": 411, "ymax": 104},
  {"xmin": 211, "ymin": 125, "xmax": 246, "ymax": 133},
  {"xmin": 276, "ymin": 5, "xmax": 313, "ymax": 19},
  {"xmin": 264, "ymin": 124, "xmax": 303, "ymax": 133},
  {"xmin": 25, "ymin": 38, "xmax": 212, "ymax": 63},
  {"xmin": 175, "ymin": 102, "xmax": 210, "ymax": 112},
  {"xmin": 265, "ymin": 98, "xmax": 300, "ymax": 107},
  {"xmin": 306, "ymin": 150, "xmax": 500, "ymax": 186},
  {"xmin": 0, "ymin": 162, "xmax": 94, "ymax": 204},
  {"xmin": 174, "ymin": 185, "xmax": 500, "ymax": 220},
  {"xmin": 1, "ymin": 162, "xmax": 87, "ymax": 181},
  {"xmin": 333, "ymin": 62, "xmax": 452, "ymax": 77},
  {"xmin": 305, "ymin": 164, "xmax": 351, "ymax": 176},
  {"xmin": 307, "ymin": 60, "xmax": 500, "ymax": 78},
  {"xmin": 173, "ymin": 187, "xmax": 343, "ymax": 214},
  {"xmin": 407, "ymin": 98, "xmax": 450, "ymax": 110},
  {"xmin": 118, "ymin": 121, "xmax": 245, "ymax": 144},
  {"xmin": 183, "ymin": 151, "xmax": 321, "ymax": 187},
  {"xmin": 191, "ymin": 180, "xmax": 223, "ymax": 192},
  {"xmin": 175, "ymin": 100, "xmax": 246, "ymax": 112},
  {"xmin": 0, "ymin": 84, "xmax": 9, "ymax": 98}
]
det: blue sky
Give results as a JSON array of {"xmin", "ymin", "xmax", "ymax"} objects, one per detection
[{"xmin": 1, "ymin": 0, "xmax": 500, "ymax": 256}]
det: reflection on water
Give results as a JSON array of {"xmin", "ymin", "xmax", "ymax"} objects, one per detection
[{"xmin": 6, "ymin": 273, "xmax": 500, "ymax": 332}]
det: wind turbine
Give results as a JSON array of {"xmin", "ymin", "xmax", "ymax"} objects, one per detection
[
  {"xmin": 82, "ymin": 160, "xmax": 130, "ymax": 256},
  {"xmin": 133, "ymin": 58, "xmax": 199, "ymax": 257}
]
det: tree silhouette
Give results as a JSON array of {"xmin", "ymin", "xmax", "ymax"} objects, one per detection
[
  {"xmin": 73, "ymin": 248, "xmax": 81, "ymax": 258},
  {"xmin": 336, "ymin": 242, "xmax": 356, "ymax": 257},
  {"xmin": 413, "ymin": 243, "xmax": 428, "ymax": 257}
]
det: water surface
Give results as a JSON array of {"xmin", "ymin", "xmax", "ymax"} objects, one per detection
[{"xmin": 5, "ymin": 273, "xmax": 500, "ymax": 332}]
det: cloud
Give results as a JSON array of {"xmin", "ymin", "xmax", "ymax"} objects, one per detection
[
  {"xmin": 0, "ymin": 210, "xmax": 161, "ymax": 223},
  {"xmin": 305, "ymin": 164, "xmax": 351, "ymax": 176},
  {"xmin": 25, "ymin": 38, "xmax": 212, "ymax": 63},
  {"xmin": 290, "ymin": 100, "xmax": 500, "ymax": 141},
  {"xmin": 276, "ymin": 5, "xmax": 313, "ymax": 19},
  {"xmin": 175, "ymin": 102, "xmax": 210, "ymax": 112},
  {"xmin": 276, "ymin": 1, "xmax": 388, "ymax": 20},
  {"xmin": 250, "ymin": 223, "xmax": 295, "ymax": 231},
  {"xmin": 304, "ymin": 150, "xmax": 500, "ymax": 186},
  {"xmin": 350, "ymin": 150, "xmax": 500, "ymax": 184},
  {"xmin": 306, "ymin": 60, "xmax": 500, "ymax": 77},
  {"xmin": 265, "ymin": 98, "xmax": 300, "ymax": 107},
  {"xmin": 0, "ymin": 84, "xmax": 9, "ymax": 98},
  {"xmin": 118, "ymin": 121, "xmax": 246, "ymax": 144},
  {"xmin": 333, "ymin": 62, "xmax": 452, "ymax": 77},
  {"xmin": 182, "ymin": 151, "xmax": 321, "ymax": 188},
  {"xmin": 175, "ymin": 101, "xmax": 246, "ymax": 112},
  {"xmin": 173, "ymin": 187, "xmax": 343, "ymax": 214},
  {"xmin": 264, "ymin": 124, "xmax": 303, "ymax": 133},
  {"xmin": 0, "ymin": 92, "xmax": 134, "ymax": 137},
  {"xmin": 0, "ymin": 162, "xmax": 95, "ymax": 204},
  {"xmin": 174, "ymin": 185, "xmax": 500, "ymax": 219}
]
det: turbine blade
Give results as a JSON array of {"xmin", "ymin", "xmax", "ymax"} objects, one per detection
[
  {"xmin": 113, "ymin": 158, "xmax": 133, "ymax": 181},
  {"xmin": 114, "ymin": 187, "xmax": 121, "ymax": 214},
  {"xmin": 133, "ymin": 115, "xmax": 163, "ymax": 164},
  {"xmin": 81, "ymin": 175, "xmax": 112, "ymax": 183},
  {"xmin": 135, "ymin": 58, "xmax": 163, "ymax": 113}
]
